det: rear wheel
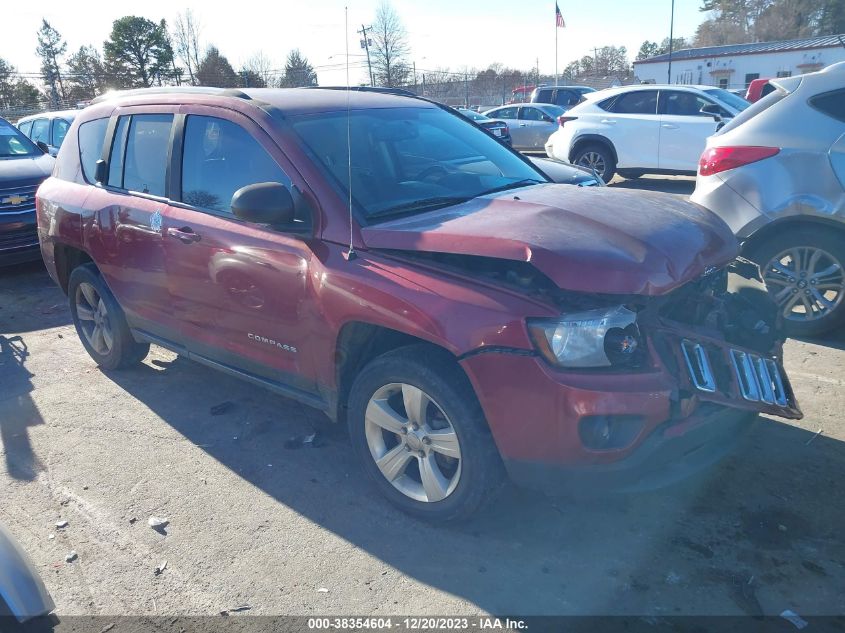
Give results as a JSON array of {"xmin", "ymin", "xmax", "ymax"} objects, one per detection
[
  {"xmin": 573, "ymin": 143, "xmax": 616, "ymax": 183},
  {"xmin": 347, "ymin": 345, "xmax": 504, "ymax": 522},
  {"xmin": 68, "ymin": 264, "xmax": 149, "ymax": 369},
  {"xmin": 749, "ymin": 227, "xmax": 845, "ymax": 337}
]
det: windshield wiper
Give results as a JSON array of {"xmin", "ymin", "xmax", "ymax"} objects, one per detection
[
  {"xmin": 477, "ymin": 178, "xmax": 544, "ymax": 197},
  {"xmin": 368, "ymin": 196, "xmax": 472, "ymax": 220}
]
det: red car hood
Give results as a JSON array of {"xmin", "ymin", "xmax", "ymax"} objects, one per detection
[{"xmin": 361, "ymin": 184, "xmax": 739, "ymax": 295}]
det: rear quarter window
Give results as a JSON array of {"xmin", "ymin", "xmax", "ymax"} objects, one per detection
[
  {"xmin": 78, "ymin": 118, "xmax": 109, "ymax": 184},
  {"xmin": 810, "ymin": 89, "xmax": 845, "ymax": 123},
  {"xmin": 716, "ymin": 88, "xmax": 788, "ymax": 135}
]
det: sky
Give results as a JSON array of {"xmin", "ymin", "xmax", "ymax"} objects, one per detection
[{"xmin": 6, "ymin": 0, "xmax": 706, "ymax": 86}]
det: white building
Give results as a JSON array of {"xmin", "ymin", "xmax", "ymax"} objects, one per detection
[{"xmin": 633, "ymin": 34, "xmax": 845, "ymax": 90}]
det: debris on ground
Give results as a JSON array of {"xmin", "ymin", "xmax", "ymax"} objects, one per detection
[
  {"xmin": 731, "ymin": 575, "xmax": 763, "ymax": 617},
  {"xmin": 129, "ymin": 517, "xmax": 137, "ymax": 524},
  {"xmin": 665, "ymin": 571, "xmax": 681, "ymax": 585},
  {"xmin": 154, "ymin": 560, "xmax": 167, "ymax": 576},
  {"xmin": 148, "ymin": 516, "xmax": 169, "ymax": 534},
  {"xmin": 778, "ymin": 524, "xmax": 788, "ymax": 532},
  {"xmin": 100, "ymin": 624, "xmax": 115, "ymax": 633},
  {"xmin": 65, "ymin": 551, "xmax": 77, "ymax": 563},
  {"xmin": 56, "ymin": 520, "xmax": 68, "ymax": 529},
  {"xmin": 805, "ymin": 428, "xmax": 823, "ymax": 445},
  {"xmin": 48, "ymin": 534, "xmax": 54, "ymax": 540},
  {"xmin": 210, "ymin": 401, "xmax": 234, "ymax": 416},
  {"xmin": 284, "ymin": 432, "xmax": 320, "ymax": 449},
  {"xmin": 317, "ymin": 587, "xmax": 329, "ymax": 593},
  {"xmin": 220, "ymin": 605, "xmax": 251, "ymax": 616},
  {"xmin": 780, "ymin": 609, "xmax": 808, "ymax": 630}
]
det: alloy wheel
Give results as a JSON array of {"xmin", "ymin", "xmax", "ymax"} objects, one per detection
[
  {"xmin": 75, "ymin": 282, "xmax": 114, "ymax": 355},
  {"xmin": 578, "ymin": 152, "xmax": 606, "ymax": 176},
  {"xmin": 364, "ymin": 383, "xmax": 462, "ymax": 503},
  {"xmin": 763, "ymin": 246, "xmax": 844, "ymax": 323}
]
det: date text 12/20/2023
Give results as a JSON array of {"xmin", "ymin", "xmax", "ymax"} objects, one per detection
[{"xmin": 307, "ymin": 617, "xmax": 528, "ymax": 630}]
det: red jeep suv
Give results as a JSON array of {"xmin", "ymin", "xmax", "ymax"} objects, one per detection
[{"xmin": 36, "ymin": 87, "xmax": 801, "ymax": 522}]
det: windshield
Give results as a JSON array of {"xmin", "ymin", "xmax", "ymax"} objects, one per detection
[
  {"xmin": 290, "ymin": 106, "xmax": 546, "ymax": 223},
  {"xmin": 703, "ymin": 88, "xmax": 750, "ymax": 112},
  {"xmin": 0, "ymin": 120, "xmax": 41, "ymax": 158},
  {"xmin": 537, "ymin": 104, "xmax": 566, "ymax": 118}
]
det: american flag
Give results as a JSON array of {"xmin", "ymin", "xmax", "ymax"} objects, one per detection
[{"xmin": 555, "ymin": 2, "xmax": 565, "ymax": 28}]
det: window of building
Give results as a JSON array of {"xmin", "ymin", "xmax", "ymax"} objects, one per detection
[
  {"xmin": 745, "ymin": 73, "xmax": 760, "ymax": 88},
  {"xmin": 718, "ymin": 78, "xmax": 728, "ymax": 89},
  {"xmin": 776, "ymin": 70, "xmax": 792, "ymax": 78}
]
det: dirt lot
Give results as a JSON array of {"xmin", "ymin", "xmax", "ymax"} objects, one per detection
[{"xmin": 1, "ymin": 179, "xmax": 844, "ymax": 619}]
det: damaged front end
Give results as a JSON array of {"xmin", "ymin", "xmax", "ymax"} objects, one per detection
[{"xmin": 640, "ymin": 258, "xmax": 802, "ymax": 420}]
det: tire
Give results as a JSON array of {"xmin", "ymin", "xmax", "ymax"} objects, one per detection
[
  {"xmin": 68, "ymin": 263, "xmax": 150, "ymax": 369},
  {"xmin": 618, "ymin": 170, "xmax": 644, "ymax": 180},
  {"xmin": 347, "ymin": 344, "xmax": 504, "ymax": 523},
  {"xmin": 573, "ymin": 143, "xmax": 616, "ymax": 183},
  {"xmin": 748, "ymin": 226, "xmax": 845, "ymax": 337}
]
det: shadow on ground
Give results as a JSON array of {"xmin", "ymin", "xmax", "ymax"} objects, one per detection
[
  {"xmin": 99, "ymin": 354, "xmax": 845, "ymax": 616},
  {"xmin": 0, "ymin": 335, "xmax": 45, "ymax": 481},
  {"xmin": 608, "ymin": 177, "xmax": 696, "ymax": 196},
  {"xmin": 0, "ymin": 262, "xmax": 70, "ymax": 333}
]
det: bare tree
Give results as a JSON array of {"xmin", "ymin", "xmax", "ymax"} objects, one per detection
[
  {"xmin": 243, "ymin": 51, "xmax": 275, "ymax": 87},
  {"xmin": 173, "ymin": 10, "xmax": 202, "ymax": 85},
  {"xmin": 370, "ymin": 2, "xmax": 411, "ymax": 87},
  {"xmin": 36, "ymin": 19, "xmax": 67, "ymax": 106}
]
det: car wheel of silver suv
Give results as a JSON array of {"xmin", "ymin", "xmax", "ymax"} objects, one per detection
[{"xmin": 751, "ymin": 227, "xmax": 845, "ymax": 337}]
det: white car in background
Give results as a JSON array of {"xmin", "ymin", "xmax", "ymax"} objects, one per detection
[{"xmin": 544, "ymin": 85, "xmax": 749, "ymax": 182}]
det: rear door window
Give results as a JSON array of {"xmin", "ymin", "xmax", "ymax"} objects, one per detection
[
  {"xmin": 519, "ymin": 107, "xmax": 545, "ymax": 121},
  {"xmin": 659, "ymin": 91, "xmax": 713, "ymax": 116},
  {"xmin": 489, "ymin": 107, "xmax": 518, "ymax": 119},
  {"xmin": 120, "ymin": 114, "xmax": 173, "ymax": 196},
  {"xmin": 30, "ymin": 118, "xmax": 49, "ymax": 144},
  {"xmin": 181, "ymin": 115, "xmax": 290, "ymax": 213},
  {"xmin": 52, "ymin": 118, "xmax": 70, "ymax": 147},
  {"xmin": 78, "ymin": 117, "xmax": 109, "ymax": 183},
  {"xmin": 18, "ymin": 121, "xmax": 33, "ymax": 137},
  {"xmin": 609, "ymin": 91, "xmax": 658, "ymax": 114},
  {"xmin": 811, "ymin": 89, "xmax": 845, "ymax": 123}
]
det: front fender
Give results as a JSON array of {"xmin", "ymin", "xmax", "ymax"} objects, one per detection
[{"xmin": 0, "ymin": 523, "xmax": 55, "ymax": 622}]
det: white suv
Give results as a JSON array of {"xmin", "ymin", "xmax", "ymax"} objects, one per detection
[{"xmin": 545, "ymin": 85, "xmax": 749, "ymax": 182}]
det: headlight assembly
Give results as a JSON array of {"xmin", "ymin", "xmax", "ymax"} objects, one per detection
[{"xmin": 527, "ymin": 305, "xmax": 642, "ymax": 369}]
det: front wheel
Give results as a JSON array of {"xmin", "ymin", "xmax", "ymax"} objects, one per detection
[
  {"xmin": 347, "ymin": 345, "xmax": 504, "ymax": 522},
  {"xmin": 573, "ymin": 143, "xmax": 616, "ymax": 183},
  {"xmin": 750, "ymin": 227, "xmax": 845, "ymax": 337}
]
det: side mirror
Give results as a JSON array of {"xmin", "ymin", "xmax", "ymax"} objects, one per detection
[
  {"xmin": 700, "ymin": 104, "xmax": 723, "ymax": 121},
  {"xmin": 542, "ymin": 115, "xmax": 554, "ymax": 123},
  {"xmin": 94, "ymin": 159, "xmax": 107, "ymax": 184},
  {"xmin": 231, "ymin": 182, "xmax": 294, "ymax": 226},
  {"xmin": 36, "ymin": 140, "xmax": 49, "ymax": 154}
]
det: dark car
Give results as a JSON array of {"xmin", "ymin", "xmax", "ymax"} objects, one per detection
[
  {"xmin": 0, "ymin": 117, "xmax": 54, "ymax": 266},
  {"xmin": 531, "ymin": 85, "xmax": 596, "ymax": 108},
  {"xmin": 456, "ymin": 108, "xmax": 512, "ymax": 145},
  {"xmin": 37, "ymin": 87, "xmax": 800, "ymax": 522}
]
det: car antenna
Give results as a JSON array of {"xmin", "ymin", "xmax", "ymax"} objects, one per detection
[{"xmin": 343, "ymin": 5, "xmax": 357, "ymax": 261}]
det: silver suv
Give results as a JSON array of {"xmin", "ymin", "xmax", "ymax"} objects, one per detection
[{"xmin": 692, "ymin": 62, "xmax": 845, "ymax": 336}]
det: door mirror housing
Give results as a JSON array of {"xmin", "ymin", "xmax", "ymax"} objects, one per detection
[
  {"xmin": 700, "ymin": 104, "xmax": 723, "ymax": 121},
  {"xmin": 36, "ymin": 140, "xmax": 49, "ymax": 154},
  {"xmin": 231, "ymin": 182, "xmax": 295, "ymax": 226}
]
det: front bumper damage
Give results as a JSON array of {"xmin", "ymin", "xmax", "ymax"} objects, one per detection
[{"xmin": 460, "ymin": 258, "xmax": 802, "ymax": 493}]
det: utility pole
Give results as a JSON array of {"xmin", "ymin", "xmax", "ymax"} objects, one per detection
[
  {"xmin": 358, "ymin": 24, "xmax": 375, "ymax": 87},
  {"xmin": 413, "ymin": 61, "xmax": 417, "ymax": 93},
  {"xmin": 667, "ymin": 0, "xmax": 675, "ymax": 84},
  {"xmin": 422, "ymin": 73, "xmax": 426, "ymax": 97},
  {"xmin": 464, "ymin": 71, "xmax": 469, "ymax": 108},
  {"xmin": 594, "ymin": 47, "xmax": 600, "ymax": 75},
  {"xmin": 536, "ymin": 57, "xmax": 540, "ymax": 88}
]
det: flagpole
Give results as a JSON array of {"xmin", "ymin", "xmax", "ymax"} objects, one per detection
[{"xmin": 555, "ymin": 2, "xmax": 559, "ymax": 87}]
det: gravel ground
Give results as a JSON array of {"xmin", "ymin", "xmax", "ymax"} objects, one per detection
[{"xmin": 1, "ymin": 181, "xmax": 844, "ymax": 619}]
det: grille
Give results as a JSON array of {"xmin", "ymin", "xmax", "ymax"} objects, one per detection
[
  {"xmin": 0, "ymin": 183, "xmax": 40, "ymax": 214},
  {"xmin": 0, "ymin": 226, "xmax": 39, "ymax": 250},
  {"xmin": 680, "ymin": 338, "xmax": 790, "ymax": 407}
]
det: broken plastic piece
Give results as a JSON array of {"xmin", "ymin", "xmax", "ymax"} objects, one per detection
[{"xmin": 780, "ymin": 609, "xmax": 808, "ymax": 630}]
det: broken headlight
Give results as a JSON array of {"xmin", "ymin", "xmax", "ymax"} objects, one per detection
[{"xmin": 527, "ymin": 305, "xmax": 641, "ymax": 368}]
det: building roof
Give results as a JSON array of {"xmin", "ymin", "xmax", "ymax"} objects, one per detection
[
  {"xmin": 573, "ymin": 74, "xmax": 636, "ymax": 90},
  {"xmin": 634, "ymin": 34, "xmax": 845, "ymax": 65}
]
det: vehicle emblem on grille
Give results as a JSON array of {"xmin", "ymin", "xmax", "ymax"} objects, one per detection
[
  {"xmin": 1, "ymin": 195, "xmax": 27, "ymax": 205},
  {"xmin": 150, "ymin": 211, "xmax": 162, "ymax": 233}
]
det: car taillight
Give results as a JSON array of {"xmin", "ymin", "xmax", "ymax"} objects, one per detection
[
  {"xmin": 557, "ymin": 116, "xmax": 577, "ymax": 127},
  {"xmin": 699, "ymin": 146, "xmax": 780, "ymax": 176}
]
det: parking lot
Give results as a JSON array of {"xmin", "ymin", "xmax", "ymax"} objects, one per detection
[{"xmin": 1, "ymin": 174, "xmax": 844, "ymax": 622}]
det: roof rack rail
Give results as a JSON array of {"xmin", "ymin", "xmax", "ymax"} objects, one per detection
[
  {"xmin": 300, "ymin": 85, "xmax": 417, "ymax": 98},
  {"xmin": 91, "ymin": 86, "xmax": 252, "ymax": 104}
]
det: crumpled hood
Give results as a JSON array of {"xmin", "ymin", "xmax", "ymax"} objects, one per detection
[{"xmin": 361, "ymin": 183, "xmax": 739, "ymax": 295}]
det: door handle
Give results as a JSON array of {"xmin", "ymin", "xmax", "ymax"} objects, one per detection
[
  {"xmin": 661, "ymin": 123, "xmax": 679, "ymax": 129},
  {"xmin": 167, "ymin": 226, "xmax": 201, "ymax": 244},
  {"xmin": 518, "ymin": 123, "xmax": 527, "ymax": 127}
]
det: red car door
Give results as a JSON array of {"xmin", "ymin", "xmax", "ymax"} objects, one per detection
[
  {"xmin": 82, "ymin": 108, "xmax": 181, "ymax": 341},
  {"xmin": 162, "ymin": 107, "xmax": 320, "ymax": 394}
]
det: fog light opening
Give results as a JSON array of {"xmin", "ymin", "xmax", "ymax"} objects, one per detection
[{"xmin": 579, "ymin": 415, "xmax": 645, "ymax": 450}]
